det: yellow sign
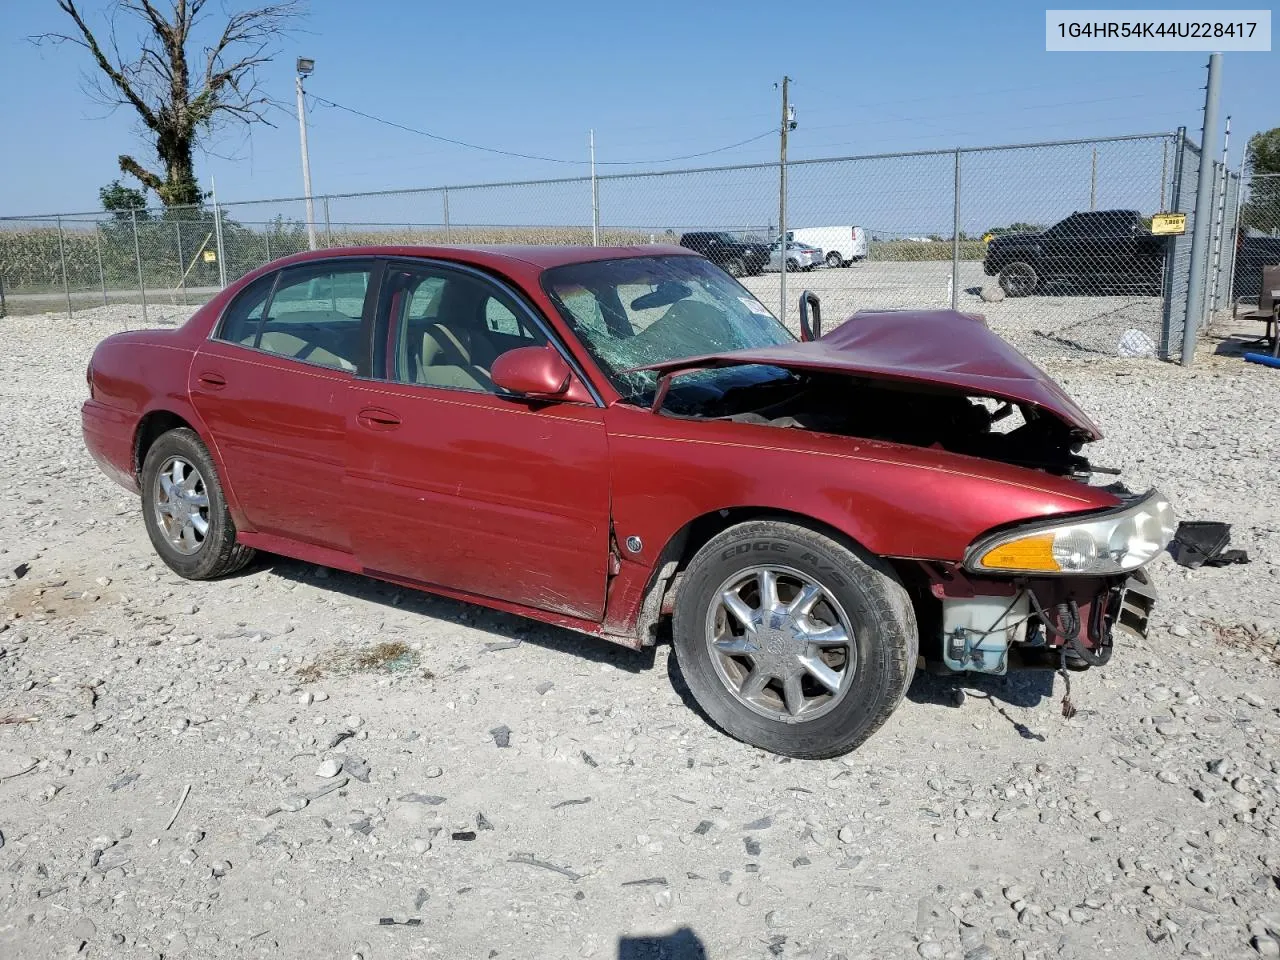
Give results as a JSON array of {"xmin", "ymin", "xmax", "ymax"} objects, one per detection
[
  {"xmin": 202, "ymin": 249, "xmax": 217, "ymax": 263},
  {"xmin": 1151, "ymin": 213, "xmax": 1186, "ymax": 236}
]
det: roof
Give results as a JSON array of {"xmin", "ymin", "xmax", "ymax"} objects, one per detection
[{"xmin": 257, "ymin": 244, "xmax": 694, "ymax": 273}]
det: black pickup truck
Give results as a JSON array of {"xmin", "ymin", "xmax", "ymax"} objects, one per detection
[
  {"xmin": 678, "ymin": 232, "xmax": 770, "ymax": 277},
  {"xmin": 983, "ymin": 210, "xmax": 1169, "ymax": 297}
]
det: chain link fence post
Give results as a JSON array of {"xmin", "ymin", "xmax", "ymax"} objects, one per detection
[
  {"xmin": 131, "ymin": 208, "xmax": 148, "ymax": 327},
  {"xmin": 1162, "ymin": 138, "xmax": 1172, "ymax": 209},
  {"xmin": 95, "ymin": 225, "xmax": 108, "ymax": 306},
  {"xmin": 56, "ymin": 216, "xmax": 72, "ymax": 319},
  {"xmin": 590, "ymin": 130, "xmax": 600, "ymax": 247},
  {"xmin": 1159, "ymin": 129, "xmax": 1188, "ymax": 360},
  {"xmin": 951, "ymin": 149, "xmax": 961, "ymax": 310},
  {"xmin": 210, "ymin": 179, "xmax": 228, "ymax": 290},
  {"xmin": 1201, "ymin": 162, "xmax": 1220, "ymax": 324},
  {"xmin": 175, "ymin": 220, "xmax": 187, "ymax": 305},
  {"xmin": 1181, "ymin": 53, "xmax": 1222, "ymax": 365},
  {"xmin": 1222, "ymin": 160, "xmax": 1246, "ymax": 311}
]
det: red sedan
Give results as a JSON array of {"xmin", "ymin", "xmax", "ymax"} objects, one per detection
[{"xmin": 82, "ymin": 245, "xmax": 1173, "ymax": 758}]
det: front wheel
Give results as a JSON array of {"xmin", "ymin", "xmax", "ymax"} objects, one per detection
[
  {"xmin": 724, "ymin": 258, "xmax": 745, "ymax": 278},
  {"xmin": 671, "ymin": 521, "xmax": 917, "ymax": 759},
  {"xmin": 141, "ymin": 427, "xmax": 256, "ymax": 580},
  {"xmin": 998, "ymin": 261, "xmax": 1039, "ymax": 297}
]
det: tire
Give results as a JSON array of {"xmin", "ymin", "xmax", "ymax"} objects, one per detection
[
  {"xmin": 786, "ymin": 258, "xmax": 800, "ymax": 273},
  {"xmin": 671, "ymin": 520, "xmax": 917, "ymax": 759},
  {"xmin": 724, "ymin": 258, "xmax": 745, "ymax": 278},
  {"xmin": 140, "ymin": 427, "xmax": 256, "ymax": 580},
  {"xmin": 825, "ymin": 251, "xmax": 843, "ymax": 268},
  {"xmin": 998, "ymin": 261, "xmax": 1038, "ymax": 297}
]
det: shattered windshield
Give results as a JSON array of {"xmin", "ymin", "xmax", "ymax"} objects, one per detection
[{"xmin": 541, "ymin": 255, "xmax": 794, "ymax": 401}]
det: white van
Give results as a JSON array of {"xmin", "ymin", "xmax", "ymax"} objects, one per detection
[{"xmin": 786, "ymin": 226, "xmax": 868, "ymax": 267}]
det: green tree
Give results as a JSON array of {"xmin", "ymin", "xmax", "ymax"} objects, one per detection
[
  {"xmin": 1246, "ymin": 128, "xmax": 1280, "ymax": 175},
  {"xmin": 99, "ymin": 180, "xmax": 150, "ymax": 222},
  {"xmin": 1243, "ymin": 127, "xmax": 1280, "ymax": 233},
  {"xmin": 37, "ymin": 1, "xmax": 301, "ymax": 208}
]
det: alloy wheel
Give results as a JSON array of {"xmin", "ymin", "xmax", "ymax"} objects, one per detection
[
  {"xmin": 704, "ymin": 565, "xmax": 857, "ymax": 723},
  {"xmin": 152, "ymin": 456, "xmax": 210, "ymax": 556}
]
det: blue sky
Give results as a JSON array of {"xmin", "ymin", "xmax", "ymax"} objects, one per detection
[{"xmin": 1, "ymin": 0, "xmax": 1275, "ymax": 218}]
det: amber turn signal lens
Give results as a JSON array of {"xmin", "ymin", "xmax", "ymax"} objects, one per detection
[{"xmin": 979, "ymin": 534, "xmax": 1061, "ymax": 572}]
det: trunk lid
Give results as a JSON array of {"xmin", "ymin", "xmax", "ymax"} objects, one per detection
[{"xmin": 631, "ymin": 309, "xmax": 1103, "ymax": 440}]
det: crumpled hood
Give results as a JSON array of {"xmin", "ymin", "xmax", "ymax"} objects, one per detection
[{"xmin": 633, "ymin": 309, "xmax": 1103, "ymax": 440}]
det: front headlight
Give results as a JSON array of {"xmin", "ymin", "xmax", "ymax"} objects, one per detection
[{"xmin": 965, "ymin": 489, "xmax": 1176, "ymax": 576}]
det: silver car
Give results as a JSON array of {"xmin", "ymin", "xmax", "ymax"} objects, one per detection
[{"xmin": 767, "ymin": 239, "xmax": 824, "ymax": 272}]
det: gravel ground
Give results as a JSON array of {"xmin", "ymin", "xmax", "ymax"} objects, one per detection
[{"xmin": 1, "ymin": 303, "xmax": 1278, "ymax": 960}]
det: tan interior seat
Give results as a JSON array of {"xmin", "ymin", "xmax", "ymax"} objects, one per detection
[
  {"xmin": 253, "ymin": 330, "xmax": 355, "ymax": 372},
  {"xmin": 417, "ymin": 322, "xmax": 497, "ymax": 390}
]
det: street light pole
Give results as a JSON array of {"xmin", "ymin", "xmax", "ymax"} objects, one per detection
[{"xmin": 296, "ymin": 57, "xmax": 317, "ymax": 251}]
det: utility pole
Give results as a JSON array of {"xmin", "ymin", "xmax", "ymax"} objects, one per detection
[
  {"xmin": 1209, "ymin": 115, "xmax": 1231, "ymax": 311},
  {"xmin": 1182, "ymin": 52, "xmax": 1222, "ymax": 365},
  {"xmin": 1090, "ymin": 147, "xmax": 1097, "ymax": 210},
  {"xmin": 778, "ymin": 76, "xmax": 793, "ymax": 326},
  {"xmin": 296, "ymin": 57, "xmax": 317, "ymax": 251},
  {"xmin": 590, "ymin": 129, "xmax": 600, "ymax": 246}
]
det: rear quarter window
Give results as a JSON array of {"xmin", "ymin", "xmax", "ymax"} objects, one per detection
[{"xmin": 217, "ymin": 274, "xmax": 275, "ymax": 344}]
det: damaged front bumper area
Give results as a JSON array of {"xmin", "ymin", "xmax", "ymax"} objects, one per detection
[
  {"xmin": 918, "ymin": 488, "xmax": 1173, "ymax": 675},
  {"xmin": 922, "ymin": 568, "xmax": 1157, "ymax": 675}
]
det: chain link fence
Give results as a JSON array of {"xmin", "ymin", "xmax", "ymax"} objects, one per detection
[
  {"xmin": 1231, "ymin": 172, "xmax": 1280, "ymax": 310},
  {"xmin": 0, "ymin": 130, "xmax": 1232, "ymax": 362}
]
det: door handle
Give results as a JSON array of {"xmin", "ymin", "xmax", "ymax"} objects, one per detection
[
  {"xmin": 197, "ymin": 371, "xmax": 227, "ymax": 389},
  {"xmin": 357, "ymin": 406, "xmax": 402, "ymax": 430}
]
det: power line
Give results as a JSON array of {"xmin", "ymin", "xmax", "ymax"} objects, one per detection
[{"xmin": 307, "ymin": 93, "xmax": 776, "ymax": 166}]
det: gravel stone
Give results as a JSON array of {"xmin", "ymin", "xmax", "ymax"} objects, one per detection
[{"xmin": 315, "ymin": 757, "xmax": 343, "ymax": 778}]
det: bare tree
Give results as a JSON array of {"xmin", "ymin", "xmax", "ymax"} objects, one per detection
[{"xmin": 37, "ymin": 1, "xmax": 301, "ymax": 207}]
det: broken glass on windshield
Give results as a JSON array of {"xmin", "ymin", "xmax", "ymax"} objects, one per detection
[{"xmin": 542, "ymin": 255, "xmax": 794, "ymax": 401}]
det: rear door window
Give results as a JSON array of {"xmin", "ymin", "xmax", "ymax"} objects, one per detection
[{"xmin": 216, "ymin": 261, "xmax": 374, "ymax": 372}]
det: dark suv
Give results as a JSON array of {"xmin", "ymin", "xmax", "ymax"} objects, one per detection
[
  {"xmin": 983, "ymin": 210, "xmax": 1169, "ymax": 297},
  {"xmin": 678, "ymin": 232, "xmax": 770, "ymax": 277}
]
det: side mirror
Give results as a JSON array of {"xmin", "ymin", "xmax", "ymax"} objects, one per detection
[
  {"xmin": 799, "ymin": 290, "xmax": 822, "ymax": 341},
  {"xmin": 491, "ymin": 345, "xmax": 573, "ymax": 399}
]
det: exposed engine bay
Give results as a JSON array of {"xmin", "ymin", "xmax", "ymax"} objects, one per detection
[{"xmin": 671, "ymin": 369, "xmax": 1094, "ymax": 478}]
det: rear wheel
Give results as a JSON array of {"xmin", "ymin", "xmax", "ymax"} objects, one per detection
[
  {"xmin": 141, "ymin": 428, "xmax": 256, "ymax": 580},
  {"xmin": 825, "ymin": 251, "xmax": 843, "ymax": 268},
  {"xmin": 671, "ymin": 520, "xmax": 917, "ymax": 759},
  {"xmin": 998, "ymin": 261, "xmax": 1039, "ymax": 297},
  {"xmin": 786, "ymin": 258, "xmax": 800, "ymax": 273}
]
